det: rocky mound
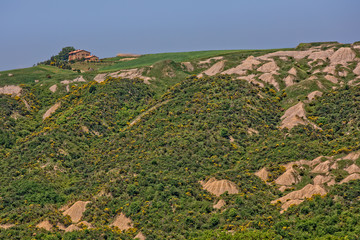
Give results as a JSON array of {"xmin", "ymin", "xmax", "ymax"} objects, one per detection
[
  {"xmin": 110, "ymin": 212, "xmax": 133, "ymax": 230},
  {"xmin": 307, "ymin": 91, "xmax": 323, "ymax": 102},
  {"xmin": 109, "ymin": 68, "xmax": 152, "ymax": 84},
  {"xmin": 324, "ymin": 75, "xmax": 338, "ymax": 84},
  {"xmin": 353, "ymin": 63, "xmax": 360, "ymax": 75},
  {"xmin": 344, "ymin": 164, "xmax": 360, "ymax": 174},
  {"xmin": 36, "ymin": 220, "xmax": 53, "ymax": 231},
  {"xmin": 329, "ymin": 47, "xmax": 356, "ymax": 65},
  {"xmin": 201, "ymin": 178, "xmax": 239, "ymax": 197},
  {"xmin": 313, "ymin": 175, "xmax": 332, "ymax": 185},
  {"xmin": 340, "ymin": 173, "xmax": 360, "ymax": 184},
  {"xmin": 257, "ymin": 50, "xmax": 314, "ymax": 60},
  {"xmin": 283, "ymin": 75, "xmax": 295, "ymax": 87},
  {"xmin": 275, "ymin": 168, "xmax": 301, "ymax": 186},
  {"xmin": 255, "ymin": 167, "xmax": 269, "ymax": 182},
  {"xmin": 257, "ymin": 61, "xmax": 279, "ymax": 73},
  {"xmin": 62, "ymin": 201, "xmax": 90, "ymax": 223},
  {"xmin": 271, "ymin": 184, "xmax": 327, "ymax": 208},
  {"xmin": 311, "ymin": 160, "xmax": 331, "ymax": 174},
  {"xmin": 308, "ymin": 49, "xmax": 334, "ymax": 61},
  {"xmin": 198, "ymin": 60, "xmax": 225, "ymax": 77},
  {"xmin": 341, "ymin": 151, "xmax": 360, "ymax": 160},
  {"xmin": 222, "ymin": 56, "xmax": 260, "ymax": 75},
  {"xmin": 280, "ymin": 102, "xmax": 307, "ymax": 130},
  {"xmin": 288, "ymin": 67, "xmax": 297, "ymax": 75},
  {"xmin": 258, "ymin": 73, "xmax": 279, "ymax": 90}
]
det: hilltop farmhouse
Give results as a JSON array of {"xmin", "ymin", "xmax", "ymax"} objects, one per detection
[{"xmin": 68, "ymin": 50, "xmax": 99, "ymax": 62}]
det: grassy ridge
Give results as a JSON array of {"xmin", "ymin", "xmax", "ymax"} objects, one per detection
[
  {"xmin": 100, "ymin": 49, "xmax": 286, "ymax": 72},
  {"xmin": 0, "ymin": 65, "xmax": 80, "ymax": 86}
]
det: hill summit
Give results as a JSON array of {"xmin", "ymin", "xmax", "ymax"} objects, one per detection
[{"xmin": 1, "ymin": 42, "xmax": 360, "ymax": 239}]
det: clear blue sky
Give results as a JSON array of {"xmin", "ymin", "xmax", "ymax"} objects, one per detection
[{"xmin": 1, "ymin": 0, "xmax": 360, "ymax": 71}]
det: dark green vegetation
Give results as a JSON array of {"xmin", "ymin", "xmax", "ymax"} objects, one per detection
[
  {"xmin": 37, "ymin": 47, "xmax": 76, "ymax": 70},
  {"xmin": 1, "ymin": 43, "xmax": 360, "ymax": 239}
]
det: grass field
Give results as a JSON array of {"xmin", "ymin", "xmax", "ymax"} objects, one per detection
[
  {"xmin": 0, "ymin": 65, "xmax": 80, "ymax": 86},
  {"xmin": 100, "ymin": 48, "xmax": 295, "ymax": 72},
  {"xmin": 99, "ymin": 50, "xmax": 243, "ymax": 72}
]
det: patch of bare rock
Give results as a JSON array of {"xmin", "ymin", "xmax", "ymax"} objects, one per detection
[
  {"xmin": 61, "ymin": 76, "xmax": 86, "ymax": 85},
  {"xmin": 307, "ymin": 91, "xmax": 323, "ymax": 102},
  {"xmin": 181, "ymin": 62, "xmax": 194, "ymax": 72},
  {"xmin": 344, "ymin": 164, "xmax": 360, "ymax": 174},
  {"xmin": 94, "ymin": 69, "xmax": 151, "ymax": 84},
  {"xmin": 134, "ymin": 231, "xmax": 146, "ymax": 240},
  {"xmin": 329, "ymin": 47, "xmax": 356, "ymax": 65},
  {"xmin": 49, "ymin": 84, "xmax": 57, "ymax": 93},
  {"xmin": 280, "ymin": 102, "xmax": 319, "ymax": 130},
  {"xmin": 201, "ymin": 177, "xmax": 239, "ymax": 197},
  {"xmin": 324, "ymin": 75, "xmax": 338, "ymax": 84},
  {"xmin": 340, "ymin": 173, "xmax": 360, "ymax": 184},
  {"xmin": 110, "ymin": 212, "xmax": 133, "ymax": 230},
  {"xmin": 36, "ymin": 220, "xmax": 53, "ymax": 231},
  {"xmin": 255, "ymin": 151, "xmax": 360, "ymax": 212},
  {"xmin": 271, "ymin": 184, "xmax": 327, "ymax": 211},
  {"xmin": 258, "ymin": 73, "xmax": 279, "ymax": 90},
  {"xmin": 353, "ymin": 63, "xmax": 360, "ymax": 75},
  {"xmin": 222, "ymin": 56, "xmax": 261, "ymax": 75},
  {"xmin": 62, "ymin": 201, "xmax": 90, "ymax": 223},
  {"xmin": 275, "ymin": 168, "xmax": 301, "ymax": 186},
  {"xmin": 308, "ymin": 49, "xmax": 334, "ymax": 61},
  {"xmin": 257, "ymin": 60, "xmax": 279, "ymax": 73},
  {"xmin": 257, "ymin": 50, "xmax": 314, "ymax": 61},
  {"xmin": 198, "ymin": 60, "xmax": 225, "ymax": 78},
  {"xmin": 284, "ymin": 75, "xmax": 295, "ymax": 87},
  {"xmin": 43, "ymin": 102, "xmax": 61, "ymax": 120},
  {"xmin": 0, "ymin": 85, "xmax": 22, "ymax": 96},
  {"xmin": 0, "ymin": 224, "xmax": 15, "ymax": 229},
  {"xmin": 255, "ymin": 167, "xmax": 269, "ymax": 182},
  {"xmin": 198, "ymin": 56, "xmax": 224, "ymax": 65}
]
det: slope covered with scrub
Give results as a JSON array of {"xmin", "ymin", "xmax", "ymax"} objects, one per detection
[{"xmin": 1, "ymin": 42, "xmax": 360, "ymax": 239}]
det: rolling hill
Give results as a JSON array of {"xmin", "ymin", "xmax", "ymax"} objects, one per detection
[{"xmin": 1, "ymin": 42, "xmax": 360, "ymax": 239}]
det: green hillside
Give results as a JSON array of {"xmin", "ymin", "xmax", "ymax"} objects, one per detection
[{"xmin": 1, "ymin": 42, "xmax": 360, "ymax": 239}]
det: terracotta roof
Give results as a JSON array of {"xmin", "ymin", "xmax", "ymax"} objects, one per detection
[{"xmin": 69, "ymin": 50, "xmax": 90, "ymax": 55}]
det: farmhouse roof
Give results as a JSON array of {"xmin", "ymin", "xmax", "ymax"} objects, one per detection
[{"xmin": 69, "ymin": 50, "xmax": 90, "ymax": 55}]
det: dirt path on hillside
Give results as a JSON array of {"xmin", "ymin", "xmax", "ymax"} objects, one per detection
[{"xmin": 128, "ymin": 100, "xmax": 170, "ymax": 127}]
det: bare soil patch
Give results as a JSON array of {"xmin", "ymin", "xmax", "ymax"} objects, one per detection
[
  {"xmin": 307, "ymin": 91, "xmax": 322, "ymax": 102},
  {"xmin": 255, "ymin": 167, "xmax": 269, "ymax": 182},
  {"xmin": 201, "ymin": 178, "xmax": 239, "ymax": 197},
  {"xmin": 62, "ymin": 201, "xmax": 90, "ymax": 223},
  {"xmin": 110, "ymin": 212, "xmax": 133, "ymax": 230},
  {"xmin": 43, "ymin": 102, "xmax": 61, "ymax": 120},
  {"xmin": 0, "ymin": 85, "xmax": 22, "ymax": 96},
  {"xmin": 49, "ymin": 84, "xmax": 57, "ymax": 93},
  {"xmin": 36, "ymin": 220, "xmax": 53, "ymax": 231}
]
